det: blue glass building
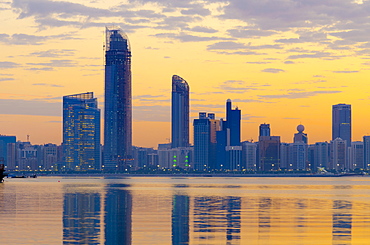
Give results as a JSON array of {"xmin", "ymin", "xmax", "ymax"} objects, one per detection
[
  {"xmin": 104, "ymin": 26, "xmax": 132, "ymax": 170},
  {"xmin": 193, "ymin": 112, "xmax": 210, "ymax": 170},
  {"xmin": 63, "ymin": 92, "xmax": 101, "ymax": 170},
  {"xmin": 332, "ymin": 104, "xmax": 351, "ymax": 144},
  {"xmin": 226, "ymin": 99, "xmax": 241, "ymax": 146},
  {"xmin": 171, "ymin": 75, "xmax": 189, "ymax": 148},
  {"xmin": 216, "ymin": 100, "xmax": 241, "ymax": 170}
]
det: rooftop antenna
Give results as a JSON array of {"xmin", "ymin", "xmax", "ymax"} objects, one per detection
[{"xmin": 27, "ymin": 135, "xmax": 30, "ymax": 142}]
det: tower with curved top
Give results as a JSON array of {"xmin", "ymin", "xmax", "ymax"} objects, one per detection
[
  {"xmin": 171, "ymin": 75, "xmax": 189, "ymax": 148},
  {"xmin": 104, "ymin": 26, "xmax": 132, "ymax": 169}
]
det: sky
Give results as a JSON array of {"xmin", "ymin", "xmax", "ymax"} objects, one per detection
[{"xmin": 1, "ymin": 0, "xmax": 370, "ymax": 148}]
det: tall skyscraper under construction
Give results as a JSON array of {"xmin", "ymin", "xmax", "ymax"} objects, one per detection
[
  {"xmin": 104, "ymin": 26, "xmax": 132, "ymax": 170},
  {"xmin": 171, "ymin": 75, "xmax": 189, "ymax": 148},
  {"xmin": 63, "ymin": 92, "xmax": 101, "ymax": 170}
]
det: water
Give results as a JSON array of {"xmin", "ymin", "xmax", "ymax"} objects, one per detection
[{"xmin": 1, "ymin": 176, "xmax": 370, "ymax": 244}]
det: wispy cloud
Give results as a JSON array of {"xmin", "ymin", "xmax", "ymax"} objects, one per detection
[
  {"xmin": 0, "ymin": 61, "xmax": 20, "ymax": 69},
  {"xmin": 259, "ymin": 90, "xmax": 342, "ymax": 99},
  {"xmin": 33, "ymin": 83, "xmax": 63, "ymax": 87},
  {"xmin": 332, "ymin": 70, "xmax": 359, "ymax": 73},
  {"xmin": 262, "ymin": 68, "xmax": 285, "ymax": 73}
]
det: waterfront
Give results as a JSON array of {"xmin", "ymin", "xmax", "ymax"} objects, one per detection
[{"xmin": 1, "ymin": 177, "xmax": 370, "ymax": 244}]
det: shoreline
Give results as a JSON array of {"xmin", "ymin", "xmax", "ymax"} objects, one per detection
[{"xmin": 17, "ymin": 173, "xmax": 367, "ymax": 178}]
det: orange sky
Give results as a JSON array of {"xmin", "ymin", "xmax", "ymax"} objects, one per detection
[{"xmin": 1, "ymin": 0, "xmax": 370, "ymax": 147}]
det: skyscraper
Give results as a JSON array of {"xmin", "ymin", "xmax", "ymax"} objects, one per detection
[
  {"xmin": 104, "ymin": 26, "xmax": 132, "ymax": 170},
  {"xmin": 171, "ymin": 75, "xmax": 189, "ymax": 148},
  {"xmin": 226, "ymin": 99, "xmax": 241, "ymax": 146},
  {"xmin": 332, "ymin": 104, "xmax": 351, "ymax": 144},
  {"xmin": 258, "ymin": 136, "xmax": 280, "ymax": 171},
  {"xmin": 193, "ymin": 112, "xmax": 211, "ymax": 170},
  {"xmin": 0, "ymin": 135, "xmax": 16, "ymax": 168},
  {"xmin": 63, "ymin": 92, "xmax": 101, "ymax": 170},
  {"xmin": 216, "ymin": 99, "xmax": 241, "ymax": 169},
  {"xmin": 259, "ymin": 123, "xmax": 270, "ymax": 137},
  {"xmin": 364, "ymin": 136, "xmax": 370, "ymax": 169}
]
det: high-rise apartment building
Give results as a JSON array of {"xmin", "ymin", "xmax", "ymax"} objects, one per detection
[
  {"xmin": 330, "ymin": 138, "xmax": 347, "ymax": 170},
  {"xmin": 193, "ymin": 112, "xmax": 211, "ymax": 170},
  {"xmin": 363, "ymin": 136, "xmax": 370, "ymax": 169},
  {"xmin": 0, "ymin": 135, "xmax": 16, "ymax": 168},
  {"xmin": 171, "ymin": 75, "xmax": 189, "ymax": 148},
  {"xmin": 259, "ymin": 124, "xmax": 270, "ymax": 137},
  {"xmin": 104, "ymin": 26, "xmax": 132, "ymax": 170},
  {"xmin": 313, "ymin": 142, "xmax": 330, "ymax": 169},
  {"xmin": 63, "ymin": 92, "xmax": 101, "ymax": 170},
  {"xmin": 332, "ymin": 104, "xmax": 351, "ymax": 144},
  {"xmin": 258, "ymin": 136, "xmax": 280, "ymax": 171},
  {"xmin": 349, "ymin": 141, "xmax": 363, "ymax": 170}
]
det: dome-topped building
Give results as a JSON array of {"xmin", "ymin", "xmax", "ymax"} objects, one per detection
[
  {"xmin": 297, "ymin": 124, "xmax": 305, "ymax": 133},
  {"xmin": 294, "ymin": 124, "xmax": 307, "ymax": 143}
]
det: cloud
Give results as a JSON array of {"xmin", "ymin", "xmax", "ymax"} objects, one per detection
[
  {"xmin": 0, "ymin": 99, "xmax": 61, "ymax": 116},
  {"xmin": 33, "ymin": 83, "xmax": 63, "ymax": 87},
  {"xmin": 27, "ymin": 59, "xmax": 77, "ymax": 67},
  {"xmin": 227, "ymin": 28, "xmax": 276, "ymax": 38},
  {"xmin": 11, "ymin": 0, "xmax": 165, "ymax": 30},
  {"xmin": 287, "ymin": 51, "xmax": 339, "ymax": 60},
  {"xmin": 0, "ymin": 77, "xmax": 14, "ymax": 82},
  {"xmin": 0, "ymin": 33, "xmax": 76, "ymax": 45},
  {"xmin": 262, "ymin": 68, "xmax": 285, "ymax": 73},
  {"xmin": 259, "ymin": 90, "xmax": 342, "ymax": 99},
  {"xmin": 216, "ymin": 80, "xmax": 256, "ymax": 93},
  {"xmin": 246, "ymin": 61, "xmax": 271, "ymax": 64},
  {"xmin": 207, "ymin": 41, "xmax": 248, "ymax": 50},
  {"xmin": 189, "ymin": 26, "xmax": 218, "ymax": 33},
  {"xmin": 216, "ymin": 80, "xmax": 270, "ymax": 93},
  {"xmin": 0, "ymin": 61, "xmax": 20, "ymax": 69},
  {"xmin": 180, "ymin": 6, "xmax": 211, "ymax": 16},
  {"xmin": 134, "ymin": 94, "xmax": 169, "ymax": 102},
  {"xmin": 284, "ymin": 61, "xmax": 295, "ymax": 64},
  {"xmin": 217, "ymin": 51, "xmax": 264, "ymax": 55},
  {"xmin": 332, "ymin": 70, "xmax": 359, "ymax": 73},
  {"xmin": 27, "ymin": 67, "xmax": 54, "ymax": 71},
  {"xmin": 154, "ymin": 33, "xmax": 231, "ymax": 42},
  {"xmin": 29, "ymin": 49, "xmax": 75, "ymax": 57},
  {"xmin": 232, "ymin": 98, "xmax": 266, "ymax": 103},
  {"xmin": 207, "ymin": 41, "xmax": 282, "ymax": 56}
]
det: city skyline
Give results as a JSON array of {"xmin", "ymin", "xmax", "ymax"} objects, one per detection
[{"xmin": 2, "ymin": 1, "xmax": 370, "ymax": 147}]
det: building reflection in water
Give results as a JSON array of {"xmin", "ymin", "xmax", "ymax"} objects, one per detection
[
  {"xmin": 104, "ymin": 184, "xmax": 132, "ymax": 245},
  {"xmin": 258, "ymin": 197, "xmax": 272, "ymax": 239},
  {"xmin": 332, "ymin": 200, "xmax": 352, "ymax": 244},
  {"xmin": 172, "ymin": 195, "xmax": 190, "ymax": 244},
  {"xmin": 193, "ymin": 196, "xmax": 241, "ymax": 244},
  {"xmin": 63, "ymin": 192, "xmax": 101, "ymax": 244}
]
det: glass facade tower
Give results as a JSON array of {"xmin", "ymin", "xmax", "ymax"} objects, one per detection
[
  {"xmin": 63, "ymin": 92, "xmax": 101, "ymax": 170},
  {"xmin": 332, "ymin": 104, "xmax": 351, "ymax": 144},
  {"xmin": 171, "ymin": 75, "xmax": 189, "ymax": 148},
  {"xmin": 104, "ymin": 26, "xmax": 132, "ymax": 169}
]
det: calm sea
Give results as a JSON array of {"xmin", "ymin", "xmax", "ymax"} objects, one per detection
[{"xmin": 1, "ymin": 176, "xmax": 370, "ymax": 244}]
